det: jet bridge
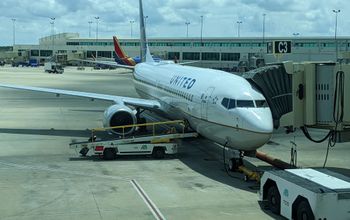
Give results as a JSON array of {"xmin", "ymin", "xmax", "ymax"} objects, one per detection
[{"xmin": 243, "ymin": 61, "xmax": 350, "ymax": 143}]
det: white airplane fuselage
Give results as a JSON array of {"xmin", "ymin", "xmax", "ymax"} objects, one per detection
[{"xmin": 133, "ymin": 62, "xmax": 273, "ymax": 151}]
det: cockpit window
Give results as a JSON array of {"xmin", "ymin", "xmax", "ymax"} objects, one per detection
[
  {"xmin": 228, "ymin": 99, "xmax": 236, "ymax": 109},
  {"xmin": 221, "ymin": 98, "xmax": 236, "ymax": 109},
  {"xmin": 255, "ymin": 100, "xmax": 268, "ymax": 107},
  {"xmin": 237, "ymin": 100, "xmax": 255, "ymax": 108}
]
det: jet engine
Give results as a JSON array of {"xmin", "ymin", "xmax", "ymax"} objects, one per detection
[{"xmin": 103, "ymin": 104, "xmax": 137, "ymax": 135}]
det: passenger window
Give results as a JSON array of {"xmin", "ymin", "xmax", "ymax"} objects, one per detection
[
  {"xmin": 237, "ymin": 100, "xmax": 255, "ymax": 108},
  {"xmin": 255, "ymin": 100, "xmax": 268, "ymax": 107},
  {"xmin": 221, "ymin": 98, "xmax": 229, "ymax": 108}
]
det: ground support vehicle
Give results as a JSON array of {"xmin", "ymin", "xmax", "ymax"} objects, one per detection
[
  {"xmin": 260, "ymin": 168, "xmax": 350, "ymax": 219},
  {"xmin": 44, "ymin": 62, "xmax": 64, "ymax": 74},
  {"xmin": 70, "ymin": 120, "xmax": 198, "ymax": 160}
]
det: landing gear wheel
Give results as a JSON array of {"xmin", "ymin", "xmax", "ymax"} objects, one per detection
[
  {"xmin": 228, "ymin": 158, "xmax": 237, "ymax": 171},
  {"xmin": 267, "ymin": 185, "xmax": 281, "ymax": 214},
  {"xmin": 103, "ymin": 148, "xmax": 116, "ymax": 160},
  {"xmin": 153, "ymin": 147, "xmax": 165, "ymax": 159},
  {"xmin": 228, "ymin": 158, "xmax": 243, "ymax": 171},
  {"xmin": 296, "ymin": 200, "xmax": 314, "ymax": 220}
]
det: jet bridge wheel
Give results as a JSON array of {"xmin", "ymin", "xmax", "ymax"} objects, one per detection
[{"xmin": 103, "ymin": 148, "xmax": 116, "ymax": 160}]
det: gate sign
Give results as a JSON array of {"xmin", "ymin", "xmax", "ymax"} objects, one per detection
[{"xmin": 274, "ymin": 41, "xmax": 291, "ymax": 54}]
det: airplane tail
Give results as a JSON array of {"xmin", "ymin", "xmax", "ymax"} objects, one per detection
[
  {"xmin": 113, "ymin": 36, "xmax": 136, "ymax": 66},
  {"xmin": 139, "ymin": 0, "xmax": 154, "ymax": 63}
]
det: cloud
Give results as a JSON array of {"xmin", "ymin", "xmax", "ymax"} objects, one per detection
[{"xmin": 0, "ymin": 0, "xmax": 350, "ymax": 45}]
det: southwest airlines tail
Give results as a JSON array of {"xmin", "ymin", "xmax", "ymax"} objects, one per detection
[{"xmin": 113, "ymin": 36, "xmax": 137, "ymax": 66}]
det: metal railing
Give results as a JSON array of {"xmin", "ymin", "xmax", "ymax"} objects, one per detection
[{"xmin": 90, "ymin": 120, "xmax": 186, "ymax": 140}]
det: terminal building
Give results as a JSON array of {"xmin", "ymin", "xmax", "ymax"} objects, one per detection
[{"xmin": 11, "ymin": 32, "xmax": 350, "ymax": 70}]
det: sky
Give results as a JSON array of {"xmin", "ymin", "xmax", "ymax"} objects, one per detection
[{"xmin": 0, "ymin": 0, "xmax": 349, "ymax": 46}]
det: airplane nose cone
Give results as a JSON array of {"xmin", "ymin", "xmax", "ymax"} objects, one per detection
[
  {"xmin": 236, "ymin": 108, "xmax": 273, "ymax": 149},
  {"xmin": 242, "ymin": 108, "xmax": 273, "ymax": 134}
]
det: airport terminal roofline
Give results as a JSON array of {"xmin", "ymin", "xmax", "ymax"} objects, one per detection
[
  {"xmin": 39, "ymin": 32, "xmax": 350, "ymax": 42},
  {"xmin": 69, "ymin": 36, "xmax": 350, "ymax": 41}
]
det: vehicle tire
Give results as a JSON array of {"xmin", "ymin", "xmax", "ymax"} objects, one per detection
[
  {"xmin": 153, "ymin": 147, "xmax": 165, "ymax": 159},
  {"xmin": 296, "ymin": 200, "xmax": 314, "ymax": 220},
  {"xmin": 79, "ymin": 147, "xmax": 89, "ymax": 157},
  {"xmin": 267, "ymin": 185, "xmax": 281, "ymax": 214},
  {"xmin": 228, "ymin": 158, "xmax": 237, "ymax": 171},
  {"xmin": 103, "ymin": 148, "xmax": 116, "ymax": 160}
]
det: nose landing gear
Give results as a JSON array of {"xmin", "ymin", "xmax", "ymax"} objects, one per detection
[{"xmin": 228, "ymin": 156, "xmax": 243, "ymax": 171}]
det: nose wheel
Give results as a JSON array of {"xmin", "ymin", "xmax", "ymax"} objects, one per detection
[{"xmin": 228, "ymin": 157, "xmax": 243, "ymax": 171}]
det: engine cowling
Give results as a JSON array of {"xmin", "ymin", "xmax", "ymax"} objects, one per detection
[{"xmin": 103, "ymin": 104, "xmax": 137, "ymax": 135}]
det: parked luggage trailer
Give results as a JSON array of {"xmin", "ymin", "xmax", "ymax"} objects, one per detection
[
  {"xmin": 91, "ymin": 142, "xmax": 177, "ymax": 160},
  {"xmin": 260, "ymin": 168, "xmax": 350, "ymax": 219}
]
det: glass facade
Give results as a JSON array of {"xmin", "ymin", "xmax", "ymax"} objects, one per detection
[
  {"xmin": 168, "ymin": 52, "xmax": 180, "ymax": 60},
  {"xmin": 30, "ymin": 50, "xmax": 39, "ymax": 56},
  {"xmin": 221, "ymin": 53, "xmax": 240, "ymax": 61},
  {"xmin": 183, "ymin": 52, "xmax": 200, "ymax": 60},
  {"xmin": 40, "ymin": 50, "xmax": 52, "ymax": 57},
  {"xmin": 202, "ymin": 52, "xmax": 220, "ymax": 61}
]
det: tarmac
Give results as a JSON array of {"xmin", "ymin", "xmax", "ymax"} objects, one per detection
[{"xmin": 0, "ymin": 66, "xmax": 349, "ymax": 220}]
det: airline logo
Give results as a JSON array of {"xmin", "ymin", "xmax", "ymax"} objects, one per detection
[{"xmin": 169, "ymin": 75, "xmax": 196, "ymax": 89}]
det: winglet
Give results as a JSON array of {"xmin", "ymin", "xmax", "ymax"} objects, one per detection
[{"xmin": 139, "ymin": 0, "xmax": 154, "ymax": 63}]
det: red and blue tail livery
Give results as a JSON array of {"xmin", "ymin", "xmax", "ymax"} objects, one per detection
[{"xmin": 113, "ymin": 36, "xmax": 140, "ymax": 66}]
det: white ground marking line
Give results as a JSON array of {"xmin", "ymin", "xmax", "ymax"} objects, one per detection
[{"xmin": 130, "ymin": 179, "xmax": 166, "ymax": 220}]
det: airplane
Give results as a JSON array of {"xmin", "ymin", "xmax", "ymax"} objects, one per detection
[{"xmin": 0, "ymin": 0, "xmax": 273, "ymax": 165}]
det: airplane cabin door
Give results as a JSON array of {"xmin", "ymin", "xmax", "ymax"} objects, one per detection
[{"xmin": 201, "ymin": 87, "xmax": 215, "ymax": 120}]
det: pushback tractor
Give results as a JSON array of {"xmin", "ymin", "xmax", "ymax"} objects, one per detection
[{"xmin": 260, "ymin": 168, "xmax": 350, "ymax": 220}]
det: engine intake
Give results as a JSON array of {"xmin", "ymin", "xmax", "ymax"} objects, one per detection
[{"xmin": 103, "ymin": 104, "xmax": 137, "ymax": 135}]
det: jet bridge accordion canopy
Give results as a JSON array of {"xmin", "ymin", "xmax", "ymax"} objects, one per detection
[{"xmin": 242, "ymin": 64, "xmax": 292, "ymax": 129}]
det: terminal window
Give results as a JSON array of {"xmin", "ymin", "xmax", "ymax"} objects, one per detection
[
  {"xmin": 202, "ymin": 52, "xmax": 220, "ymax": 61},
  {"xmin": 221, "ymin": 53, "xmax": 240, "ymax": 61},
  {"xmin": 40, "ymin": 50, "xmax": 53, "ymax": 57},
  {"xmin": 87, "ymin": 51, "xmax": 96, "ymax": 58},
  {"xmin": 30, "ymin": 50, "xmax": 39, "ymax": 56},
  {"xmin": 97, "ymin": 51, "xmax": 112, "ymax": 58},
  {"xmin": 168, "ymin": 52, "xmax": 180, "ymax": 60},
  {"xmin": 183, "ymin": 52, "xmax": 200, "ymax": 60}
]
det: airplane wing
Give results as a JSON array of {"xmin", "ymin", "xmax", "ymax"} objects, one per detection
[
  {"xmin": 178, "ymin": 61, "xmax": 199, "ymax": 65},
  {"xmin": 77, "ymin": 59, "xmax": 135, "ymax": 70},
  {"xmin": 0, "ymin": 83, "xmax": 160, "ymax": 109}
]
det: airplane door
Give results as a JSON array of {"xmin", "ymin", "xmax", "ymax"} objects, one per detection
[{"xmin": 201, "ymin": 87, "xmax": 215, "ymax": 120}]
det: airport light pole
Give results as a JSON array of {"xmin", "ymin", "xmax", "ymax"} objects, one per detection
[
  {"xmin": 185, "ymin": 21, "xmax": 190, "ymax": 38},
  {"xmin": 95, "ymin": 16, "xmax": 100, "ymax": 41},
  {"xmin": 95, "ymin": 16, "xmax": 99, "ymax": 58},
  {"xmin": 50, "ymin": 17, "xmax": 55, "ymax": 56},
  {"xmin": 11, "ymin": 18, "xmax": 16, "ymax": 46},
  {"xmin": 88, "ymin": 21, "xmax": 92, "ymax": 38},
  {"xmin": 237, "ymin": 21, "xmax": 242, "ymax": 37},
  {"xmin": 200, "ymin": 15, "xmax": 203, "ymax": 45},
  {"xmin": 130, "ymin": 20, "xmax": 135, "ymax": 38},
  {"xmin": 262, "ymin": 14, "xmax": 266, "ymax": 45},
  {"xmin": 333, "ymin": 9, "xmax": 340, "ymax": 61}
]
